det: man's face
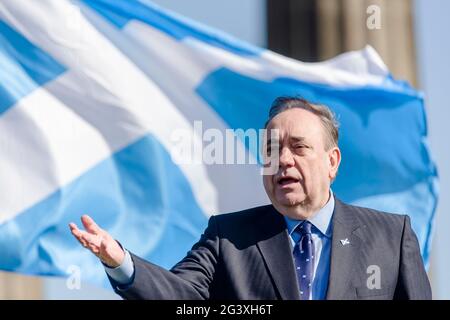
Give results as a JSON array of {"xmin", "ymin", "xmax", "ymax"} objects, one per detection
[{"xmin": 263, "ymin": 108, "xmax": 340, "ymax": 220}]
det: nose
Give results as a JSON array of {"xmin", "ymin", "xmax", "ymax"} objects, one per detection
[{"xmin": 279, "ymin": 147, "xmax": 295, "ymax": 168}]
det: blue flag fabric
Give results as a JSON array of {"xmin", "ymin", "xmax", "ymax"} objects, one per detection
[{"xmin": 0, "ymin": 0, "xmax": 438, "ymax": 287}]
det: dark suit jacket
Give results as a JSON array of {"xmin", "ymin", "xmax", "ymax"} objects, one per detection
[{"xmin": 109, "ymin": 197, "xmax": 432, "ymax": 300}]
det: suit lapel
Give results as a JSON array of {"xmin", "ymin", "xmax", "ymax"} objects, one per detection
[
  {"xmin": 256, "ymin": 206, "xmax": 301, "ymax": 300},
  {"xmin": 326, "ymin": 198, "xmax": 365, "ymax": 299}
]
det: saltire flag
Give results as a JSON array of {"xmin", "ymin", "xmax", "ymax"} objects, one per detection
[{"xmin": 0, "ymin": 0, "xmax": 438, "ymax": 287}]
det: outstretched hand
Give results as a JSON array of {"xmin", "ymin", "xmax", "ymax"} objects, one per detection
[{"xmin": 69, "ymin": 215, "xmax": 125, "ymax": 268}]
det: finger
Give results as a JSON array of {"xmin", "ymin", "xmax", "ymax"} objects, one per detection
[
  {"xmin": 90, "ymin": 245, "xmax": 100, "ymax": 254},
  {"xmin": 69, "ymin": 223, "xmax": 83, "ymax": 241},
  {"xmin": 87, "ymin": 242, "xmax": 101, "ymax": 255},
  {"xmin": 80, "ymin": 231, "xmax": 102, "ymax": 248},
  {"xmin": 69, "ymin": 225, "xmax": 89, "ymax": 247},
  {"xmin": 69, "ymin": 222, "xmax": 77, "ymax": 230},
  {"xmin": 73, "ymin": 233, "xmax": 88, "ymax": 248},
  {"xmin": 81, "ymin": 215, "xmax": 102, "ymax": 235}
]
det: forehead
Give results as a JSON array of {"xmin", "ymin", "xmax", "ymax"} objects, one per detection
[{"xmin": 266, "ymin": 108, "xmax": 324, "ymax": 140}]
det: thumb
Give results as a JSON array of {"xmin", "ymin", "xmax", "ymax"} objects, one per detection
[{"xmin": 99, "ymin": 237, "xmax": 125, "ymax": 268}]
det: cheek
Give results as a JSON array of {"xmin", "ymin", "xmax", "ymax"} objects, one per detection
[
  {"xmin": 296, "ymin": 158, "xmax": 325, "ymax": 182},
  {"xmin": 294, "ymin": 159, "xmax": 309, "ymax": 178},
  {"xmin": 316, "ymin": 158, "xmax": 332, "ymax": 182}
]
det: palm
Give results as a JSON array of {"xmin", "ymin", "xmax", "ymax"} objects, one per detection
[{"xmin": 69, "ymin": 215, "xmax": 124, "ymax": 268}]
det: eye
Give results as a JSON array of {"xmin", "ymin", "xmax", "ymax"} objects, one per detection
[{"xmin": 293, "ymin": 144, "xmax": 309, "ymax": 154}]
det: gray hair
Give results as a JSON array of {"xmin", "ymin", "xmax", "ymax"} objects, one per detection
[{"xmin": 264, "ymin": 96, "xmax": 339, "ymax": 150}]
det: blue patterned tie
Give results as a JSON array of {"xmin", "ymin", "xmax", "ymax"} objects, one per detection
[{"xmin": 293, "ymin": 221, "xmax": 315, "ymax": 299}]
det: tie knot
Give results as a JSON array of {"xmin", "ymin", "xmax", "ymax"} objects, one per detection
[{"xmin": 296, "ymin": 221, "xmax": 313, "ymax": 235}]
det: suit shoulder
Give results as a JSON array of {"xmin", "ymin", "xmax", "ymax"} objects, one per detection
[
  {"xmin": 207, "ymin": 204, "xmax": 283, "ymax": 246},
  {"xmin": 212, "ymin": 204, "xmax": 274, "ymax": 225},
  {"xmin": 339, "ymin": 200, "xmax": 407, "ymax": 231}
]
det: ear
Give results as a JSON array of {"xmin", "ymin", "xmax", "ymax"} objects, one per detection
[{"xmin": 328, "ymin": 147, "xmax": 341, "ymax": 181}]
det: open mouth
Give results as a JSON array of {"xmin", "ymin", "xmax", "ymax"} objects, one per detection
[{"xmin": 277, "ymin": 176, "xmax": 300, "ymax": 186}]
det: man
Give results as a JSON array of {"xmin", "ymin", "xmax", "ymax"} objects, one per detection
[{"xmin": 69, "ymin": 97, "xmax": 432, "ymax": 300}]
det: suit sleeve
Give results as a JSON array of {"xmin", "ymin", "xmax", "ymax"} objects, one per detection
[
  {"xmin": 394, "ymin": 215, "xmax": 432, "ymax": 300},
  {"xmin": 108, "ymin": 215, "xmax": 220, "ymax": 300}
]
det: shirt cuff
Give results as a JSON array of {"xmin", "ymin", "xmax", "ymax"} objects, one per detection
[{"xmin": 104, "ymin": 249, "xmax": 135, "ymax": 286}]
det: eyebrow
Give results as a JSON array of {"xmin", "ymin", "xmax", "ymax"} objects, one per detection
[
  {"xmin": 266, "ymin": 136, "xmax": 306, "ymax": 146},
  {"xmin": 289, "ymin": 136, "xmax": 306, "ymax": 143}
]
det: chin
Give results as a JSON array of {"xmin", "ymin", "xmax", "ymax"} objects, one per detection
[{"xmin": 276, "ymin": 195, "xmax": 306, "ymax": 207}]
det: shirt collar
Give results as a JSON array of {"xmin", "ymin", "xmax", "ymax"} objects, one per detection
[{"xmin": 283, "ymin": 189, "xmax": 335, "ymax": 238}]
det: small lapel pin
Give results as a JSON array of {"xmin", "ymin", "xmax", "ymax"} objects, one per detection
[{"xmin": 340, "ymin": 238, "xmax": 350, "ymax": 246}]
